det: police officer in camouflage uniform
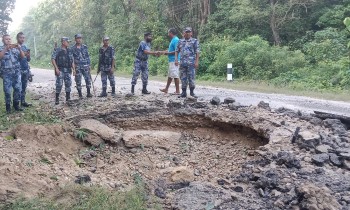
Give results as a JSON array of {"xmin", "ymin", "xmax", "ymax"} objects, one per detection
[
  {"xmin": 98, "ymin": 36, "xmax": 116, "ymax": 97},
  {"xmin": 17, "ymin": 32, "xmax": 32, "ymax": 107},
  {"xmin": 131, "ymin": 32, "xmax": 160, "ymax": 95},
  {"xmin": 71, "ymin": 34, "xmax": 92, "ymax": 98},
  {"xmin": 0, "ymin": 34, "xmax": 25, "ymax": 113},
  {"xmin": 175, "ymin": 27, "xmax": 200, "ymax": 98},
  {"xmin": 51, "ymin": 37, "xmax": 75, "ymax": 105}
]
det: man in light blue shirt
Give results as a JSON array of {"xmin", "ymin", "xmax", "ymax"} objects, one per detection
[{"xmin": 159, "ymin": 28, "xmax": 180, "ymax": 94}]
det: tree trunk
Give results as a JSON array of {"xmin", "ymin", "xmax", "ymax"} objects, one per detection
[
  {"xmin": 269, "ymin": 0, "xmax": 281, "ymax": 46},
  {"xmin": 200, "ymin": 0, "xmax": 210, "ymax": 27}
]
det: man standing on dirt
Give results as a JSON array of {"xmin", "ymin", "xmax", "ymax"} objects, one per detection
[
  {"xmin": 51, "ymin": 37, "xmax": 75, "ymax": 105},
  {"xmin": 175, "ymin": 27, "xmax": 200, "ymax": 98},
  {"xmin": 98, "ymin": 36, "xmax": 116, "ymax": 97},
  {"xmin": 71, "ymin": 34, "xmax": 92, "ymax": 98},
  {"xmin": 0, "ymin": 34, "xmax": 25, "ymax": 113},
  {"xmin": 131, "ymin": 32, "xmax": 160, "ymax": 95},
  {"xmin": 17, "ymin": 32, "xmax": 32, "ymax": 108},
  {"xmin": 159, "ymin": 28, "xmax": 180, "ymax": 95}
]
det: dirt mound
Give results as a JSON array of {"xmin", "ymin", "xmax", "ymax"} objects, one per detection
[
  {"xmin": 1, "ymin": 92, "xmax": 350, "ymax": 209},
  {"xmin": 0, "ymin": 125, "xmax": 85, "ymax": 202},
  {"xmin": 13, "ymin": 124, "xmax": 82, "ymax": 155}
]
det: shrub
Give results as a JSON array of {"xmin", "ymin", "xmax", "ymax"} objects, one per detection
[
  {"xmin": 205, "ymin": 36, "xmax": 307, "ymax": 80},
  {"xmin": 148, "ymin": 56, "xmax": 168, "ymax": 76},
  {"xmin": 303, "ymin": 28, "xmax": 348, "ymax": 63}
]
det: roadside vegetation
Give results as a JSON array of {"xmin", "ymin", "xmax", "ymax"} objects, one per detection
[
  {"xmin": 19, "ymin": 0, "xmax": 350, "ymax": 94},
  {"xmin": 1, "ymin": 178, "xmax": 161, "ymax": 210},
  {"xmin": 0, "ymin": 80, "xmax": 60, "ymax": 131}
]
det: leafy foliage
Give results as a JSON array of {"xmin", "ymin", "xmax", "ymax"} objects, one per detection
[
  {"xmin": 200, "ymin": 36, "xmax": 307, "ymax": 80},
  {"xmin": 17, "ymin": 0, "xmax": 350, "ymax": 91},
  {"xmin": 0, "ymin": 0, "xmax": 15, "ymax": 34}
]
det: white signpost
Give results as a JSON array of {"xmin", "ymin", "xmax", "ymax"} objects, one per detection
[{"xmin": 227, "ymin": 63, "xmax": 233, "ymax": 82}]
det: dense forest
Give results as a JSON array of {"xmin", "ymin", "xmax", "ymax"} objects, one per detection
[
  {"xmin": 0, "ymin": 0, "xmax": 15, "ymax": 34},
  {"xmin": 15, "ymin": 0, "xmax": 350, "ymax": 91}
]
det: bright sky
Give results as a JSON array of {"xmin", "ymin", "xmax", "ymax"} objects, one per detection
[{"xmin": 9, "ymin": 0, "xmax": 44, "ymax": 32}]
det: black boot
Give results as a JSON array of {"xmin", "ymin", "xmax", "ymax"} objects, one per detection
[
  {"xmin": 13, "ymin": 101, "xmax": 24, "ymax": 111},
  {"xmin": 131, "ymin": 85, "xmax": 135, "ymax": 95},
  {"xmin": 142, "ymin": 85, "xmax": 151, "ymax": 94},
  {"xmin": 179, "ymin": 88, "xmax": 187, "ymax": 98},
  {"xmin": 78, "ymin": 89, "xmax": 83, "ymax": 99},
  {"xmin": 66, "ymin": 92, "xmax": 71, "ymax": 101},
  {"xmin": 86, "ymin": 88, "xmax": 93, "ymax": 98},
  {"xmin": 21, "ymin": 101, "xmax": 32, "ymax": 107},
  {"xmin": 190, "ymin": 87, "xmax": 198, "ymax": 98},
  {"xmin": 111, "ymin": 86, "xmax": 116, "ymax": 97},
  {"xmin": 6, "ymin": 103, "xmax": 11, "ymax": 114},
  {"xmin": 98, "ymin": 87, "xmax": 107, "ymax": 97},
  {"xmin": 55, "ymin": 93, "xmax": 59, "ymax": 105}
]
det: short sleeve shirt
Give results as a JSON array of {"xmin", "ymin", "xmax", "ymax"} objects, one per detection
[
  {"xmin": 168, "ymin": 36, "xmax": 180, "ymax": 62},
  {"xmin": 20, "ymin": 45, "xmax": 30, "ymax": 70},
  {"xmin": 71, "ymin": 44, "xmax": 91, "ymax": 66},
  {"xmin": 136, "ymin": 41, "xmax": 151, "ymax": 61},
  {"xmin": 176, "ymin": 38, "xmax": 200, "ymax": 66},
  {"xmin": 98, "ymin": 45, "xmax": 115, "ymax": 68},
  {"xmin": 51, "ymin": 47, "xmax": 73, "ymax": 60},
  {"xmin": 0, "ymin": 45, "xmax": 21, "ymax": 70},
  {"xmin": 51, "ymin": 47, "xmax": 74, "ymax": 68}
]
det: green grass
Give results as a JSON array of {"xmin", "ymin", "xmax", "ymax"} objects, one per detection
[
  {"xmin": 1, "ymin": 182, "xmax": 161, "ymax": 210},
  {"xmin": 0, "ymin": 79, "xmax": 60, "ymax": 131},
  {"xmin": 74, "ymin": 128, "xmax": 89, "ymax": 142}
]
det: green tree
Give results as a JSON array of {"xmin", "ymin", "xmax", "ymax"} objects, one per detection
[{"xmin": 0, "ymin": 0, "xmax": 15, "ymax": 34}]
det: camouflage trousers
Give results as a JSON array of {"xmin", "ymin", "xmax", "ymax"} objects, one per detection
[
  {"xmin": 56, "ymin": 68, "xmax": 72, "ymax": 93},
  {"xmin": 21, "ymin": 68, "xmax": 30, "ymax": 102},
  {"xmin": 131, "ymin": 59, "xmax": 148, "ymax": 86},
  {"xmin": 179, "ymin": 65, "xmax": 196, "ymax": 89},
  {"xmin": 2, "ymin": 68, "xmax": 22, "ymax": 105},
  {"xmin": 100, "ymin": 67, "xmax": 115, "ymax": 88},
  {"xmin": 75, "ymin": 66, "xmax": 92, "ymax": 90}
]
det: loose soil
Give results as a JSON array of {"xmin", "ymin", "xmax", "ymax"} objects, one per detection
[{"xmin": 0, "ymin": 77, "xmax": 349, "ymax": 209}]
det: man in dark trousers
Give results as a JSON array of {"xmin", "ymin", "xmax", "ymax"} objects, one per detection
[
  {"xmin": 131, "ymin": 32, "xmax": 160, "ymax": 95},
  {"xmin": 0, "ymin": 34, "xmax": 25, "ymax": 113},
  {"xmin": 98, "ymin": 36, "xmax": 116, "ymax": 97},
  {"xmin": 51, "ymin": 37, "xmax": 75, "ymax": 105},
  {"xmin": 71, "ymin": 34, "xmax": 92, "ymax": 98},
  {"xmin": 175, "ymin": 27, "xmax": 200, "ymax": 98},
  {"xmin": 16, "ymin": 32, "xmax": 32, "ymax": 107}
]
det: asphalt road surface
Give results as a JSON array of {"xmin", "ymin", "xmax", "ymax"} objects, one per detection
[{"xmin": 29, "ymin": 68, "xmax": 350, "ymax": 117}]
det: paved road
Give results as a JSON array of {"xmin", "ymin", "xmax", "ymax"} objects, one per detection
[{"xmin": 29, "ymin": 68, "xmax": 350, "ymax": 116}]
